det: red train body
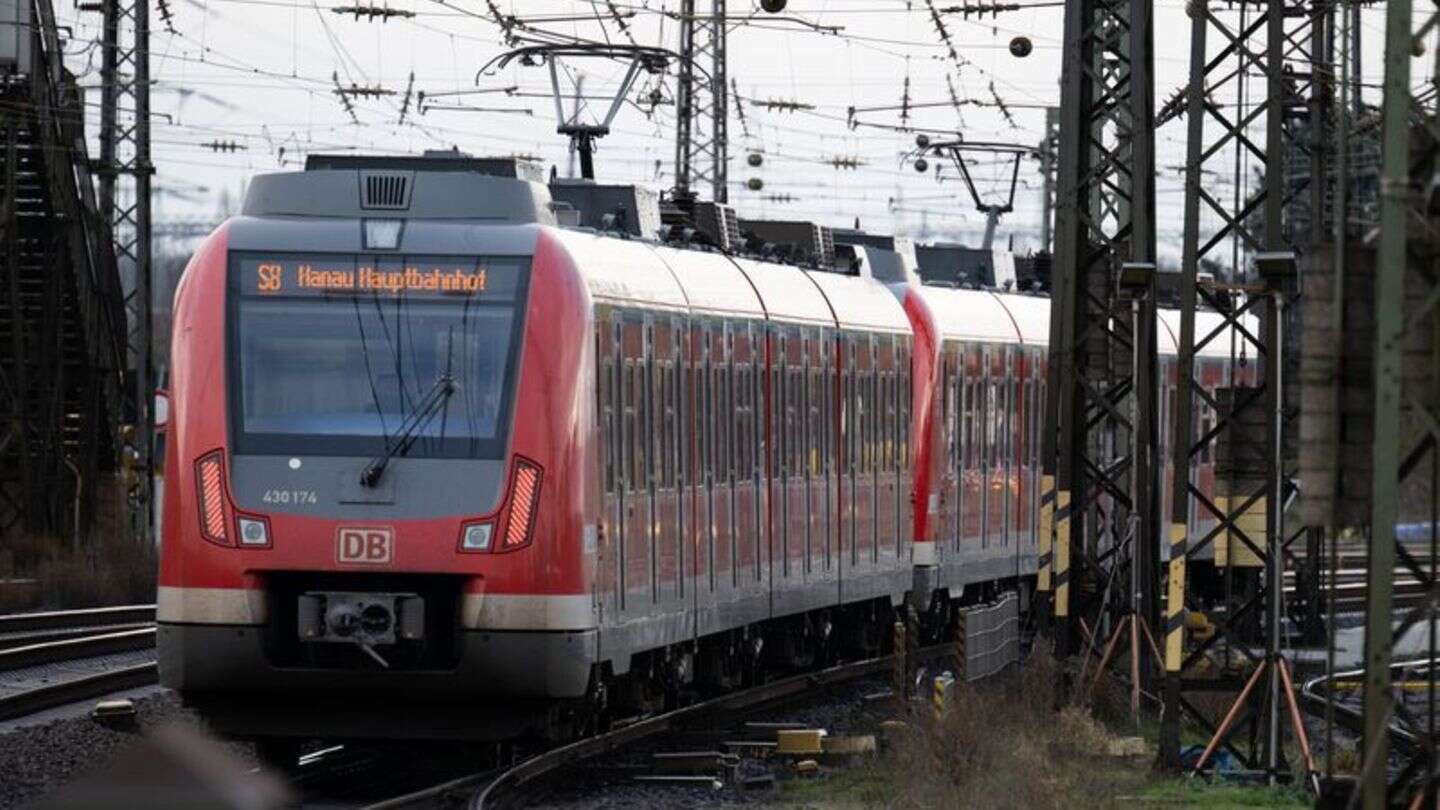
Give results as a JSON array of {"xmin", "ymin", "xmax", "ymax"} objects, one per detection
[{"xmin": 157, "ymin": 156, "xmax": 1243, "ymax": 745}]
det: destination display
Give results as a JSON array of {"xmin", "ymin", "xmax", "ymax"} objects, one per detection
[{"xmin": 235, "ymin": 254, "xmax": 521, "ymax": 298}]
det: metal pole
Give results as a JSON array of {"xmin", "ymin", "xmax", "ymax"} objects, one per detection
[
  {"xmin": 1160, "ymin": 0, "xmax": 1208, "ymax": 768},
  {"xmin": 709, "ymin": 0, "xmax": 726, "ymax": 203},
  {"xmin": 1266, "ymin": 290, "xmax": 1285, "ymax": 783},
  {"xmin": 1325, "ymin": 2, "xmax": 1350, "ymax": 779},
  {"xmin": 98, "ymin": 0, "xmax": 118, "ymax": 223},
  {"xmin": 1359, "ymin": 0, "xmax": 1413, "ymax": 805},
  {"xmin": 673, "ymin": 0, "xmax": 695, "ymax": 202},
  {"xmin": 1040, "ymin": 107, "xmax": 1058, "ymax": 253},
  {"xmin": 135, "ymin": 0, "xmax": 152, "ymax": 544}
]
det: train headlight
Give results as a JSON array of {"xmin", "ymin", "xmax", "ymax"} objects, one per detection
[
  {"xmin": 460, "ymin": 522, "xmax": 493, "ymax": 552},
  {"xmin": 500, "ymin": 458, "xmax": 543, "ymax": 551},
  {"xmin": 363, "ymin": 218, "xmax": 404, "ymax": 250},
  {"xmin": 238, "ymin": 516, "xmax": 270, "ymax": 547},
  {"xmin": 195, "ymin": 450, "xmax": 231, "ymax": 546}
]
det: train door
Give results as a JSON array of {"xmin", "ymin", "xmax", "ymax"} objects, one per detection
[
  {"xmin": 896, "ymin": 335, "xmax": 912, "ymax": 560},
  {"xmin": 731, "ymin": 321, "xmax": 764, "ymax": 611},
  {"xmin": 652, "ymin": 318, "xmax": 683, "ymax": 610},
  {"xmin": 596, "ymin": 311, "xmax": 620, "ymax": 638},
  {"xmin": 960, "ymin": 343, "xmax": 983, "ymax": 552},
  {"xmin": 875, "ymin": 333, "xmax": 898, "ymax": 564},
  {"xmin": 840, "ymin": 332, "xmax": 856, "ymax": 597},
  {"xmin": 977, "ymin": 344, "xmax": 992, "ymax": 550},
  {"xmin": 987, "ymin": 345, "xmax": 1009, "ymax": 551},
  {"xmin": 801, "ymin": 327, "xmax": 821, "ymax": 584},
  {"xmin": 616, "ymin": 313, "xmax": 651, "ymax": 618},
  {"xmin": 1000, "ymin": 345, "xmax": 1014, "ymax": 552},
  {"xmin": 1026, "ymin": 350, "xmax": 1041, "ymax": 552},
  {"xmin": 846, "ymin": 332, "xmax": 875, "ymax": 581},
  {"xmin": 713, "ymin": 321, "xmax": 735, "ymax": 596},
  {"xmin": 813, "ymin": 329, "xmax": 837, "ymax": 593},
  {"xmin": 691, "ymin": 319, "xmax": 713, "ymax": 637},
  {"xmin": 941, "ymin": 343, "xmax": 960, "ymax": 560},
  {"xmin": 780, "ymin": 327, "xmax": 808, "ymax": 593}
]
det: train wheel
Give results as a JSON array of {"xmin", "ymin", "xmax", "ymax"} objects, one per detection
[{"xmin": 697, "ymin": 635, "xmax": 743, "ymax": 694}]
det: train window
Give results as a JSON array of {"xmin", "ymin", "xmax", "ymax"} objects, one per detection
[
  {"xmin": 990, "ymin": 380, "xmax": 1001, "ymax": 469},
  {"xmin": 715, "ymin": 327, "xmax": 729, "ymax": 482},
  {"xmin": 1199, "ymin": 399, "xmax": 1216, "ymax": 464},
  {"xmin": 698, "ymin": 328, "xmax": 710, "ymax": 483},
  {"xmin": 961, "ymin": 377, "xmax": 973, "ymax": 471},
  {"xmin": 792, "ymin": 337, "xmax": 803, "ymax": 477},
  {"xmin": 734, "ymin": 329, "xmax": 750, "ymax": 479},
  {"xmin": 872, "ymin": 358, "xmax": 881, "ymax": 475},
  {"xmin": 898, "ymin": 344, "xmax": 910, "ymax": 470},
  {"xmin": 1013, "ymin": 376, "xmax": 1023, "ymax": 468},
  {"xmin": 622, "ymin": 358, "xmax": 636, "ymax": 491},
  {"xmin": 659, "ymin": 361, "xmax": 675, "ymax": 488},
  {"xmin": 598, "ymin": 326, "xmax": 615, "ymax": 495},
  {"xmin": 632, "ymin": 359, "xmax": 646, "ymax": 491},
  {"xmin": 736, "ymin": 360, "xmax": 749, "ymax": 479}
]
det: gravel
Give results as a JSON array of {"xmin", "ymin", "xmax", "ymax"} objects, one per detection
[{"xmin": 0, "ymin": 689, "xmax": 256, "ymax": 809}]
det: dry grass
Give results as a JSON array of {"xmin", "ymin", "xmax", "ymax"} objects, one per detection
[
  {"xmin": 826, "ymin": 650, "xmax": 1309, "ymax": 810},
  {"xmin": 0, "ymin": 482, "xmax": 156, "ymax": 613},
  {"xmin": 871, "ymin": 650, "xmax": 1146, "ymax": 810}
]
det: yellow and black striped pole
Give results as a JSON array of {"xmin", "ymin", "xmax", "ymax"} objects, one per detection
[
  {"xmin": 1164, "ymin": 522, "xmax": 1186, "ymax": 672},
  {"xmin": 1053, "ymin": 489, "xmax": 1072, "ymax": 619},
  {"xmin": 1038, "ymin": 475, "xmax": 1056, "ymax": 592}
]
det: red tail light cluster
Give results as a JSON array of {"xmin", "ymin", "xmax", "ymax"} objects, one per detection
[
  {"xmin": 500, "ymin": 457, "xmax": 542, "ymax": 551},
  {"xmin": 195, "ymin": 450, "xmax": 231, "ymax": 546}
]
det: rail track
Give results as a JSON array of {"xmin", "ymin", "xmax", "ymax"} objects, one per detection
[
  {"xmin": 360, "ymin": 640, "xmax": 965, "ymax": 810},
  {"xmin": 1300, "ymin": 658, "xmax": 1439, "ymax": 756},
  {"xmin": 0, "ymin": 604, "xmax": 157, "ymax": 651},
  {"xmin": 0, "ymin": 605, "xmax": 159, "ymax": 722}
]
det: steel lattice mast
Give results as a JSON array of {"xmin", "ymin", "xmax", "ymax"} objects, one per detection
[
  {"xmin": 98, "ymin": 0, "xmax": 155, "ymax": 544},
  {"xmin": 673, "ymin": 0, "xmax": 727, "ymax": 204},
  {"xmin": 1358, "ymin": 1, "xmax": 1440, "ymax": 805},
  {"xmin": 1157, "ymin": 0, "xmax": 1325, "ymax": 778},
  {"xmin": 1045, "ymin": 0, "xmax": 1160, "ymax": 695}
]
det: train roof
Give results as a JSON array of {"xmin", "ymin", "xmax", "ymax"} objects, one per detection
[
  {"xmin": 544, "ymin": 226, "xmax": 1253, "ymax": 358},
  {"xmin": 801, "ymin": 269, "xmax": 913, "ymax": 334},
  {"xmin": 547, "ymin": 229, "xmax": 691, "ymax": 313},
  {"xmin": 991, "ymin": 293, "xmax": 1051, "ymax": 345},
  {"xmin": 917, "ymin": 286, "xmax": 1029, "ymax": 345},
  {"xmin": 728, "ymin": 256, "xmax": 834, "ymax": 326},
  {"xmin": 649, "ymin": 244, "xmax": 768, "ymax": 318},
  {"xmin": 550, "ymin": 227, "xmax": 908, "ymax": 334}
]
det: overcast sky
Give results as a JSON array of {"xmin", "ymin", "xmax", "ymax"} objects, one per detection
[{"xmin": 54, "ymin": 1, "xmax": 1404, "ymax": 262}]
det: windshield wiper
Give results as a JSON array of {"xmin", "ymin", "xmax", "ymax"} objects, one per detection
[{"xmin": 359, "ymin": 374, "xmax": 456, "ymax": 488}]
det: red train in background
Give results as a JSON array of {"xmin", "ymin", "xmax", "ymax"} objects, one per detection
[{"xmin": 156, "ymin": 153, "xmax": 1243, "ymax": 761}]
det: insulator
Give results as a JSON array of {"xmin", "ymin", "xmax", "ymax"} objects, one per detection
[
  {"xmin": 1009, "ymin": 36, "xmax": 1032, "ymax": 58},
  {"xmin": 915, "ymin": 133, "xmax": 930, "ymax": 149},
  {"xmin": 914, "ymin": 158, "xmax": 929, "ymax": 174},
  {"xmin": 747, "ymin": 177, "xmax": 764, "ymax": 191},
  {"xmin": 759, "ymin": 0, "xmax": 786, "ymax": 11},
  {"xmin": 747, "ymin": 152, "xmax": 763, "ymax": 167}
]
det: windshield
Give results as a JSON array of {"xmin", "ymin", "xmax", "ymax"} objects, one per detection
[{"xmin": 229, "ymin": 253, "xmax": 529, "ymax": 458}]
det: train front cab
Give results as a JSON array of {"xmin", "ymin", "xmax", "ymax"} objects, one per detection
[{"xmin": 157, "ymin": 178, "xmax": 601, "ymax": 741}]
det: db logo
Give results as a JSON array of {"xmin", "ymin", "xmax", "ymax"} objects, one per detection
[{"xmin": 337, "ymin": 527, "xmax": 393, "ymax": 564}]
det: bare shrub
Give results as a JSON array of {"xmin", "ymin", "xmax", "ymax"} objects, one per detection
[{"xmin": 872, "ymin": 648, "xmax": 1150, "ymax": 810}]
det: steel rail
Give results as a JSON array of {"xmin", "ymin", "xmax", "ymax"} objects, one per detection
[
  {"xmin": 0, "ymin": 627, "xmax": 156, "ymax": 672},
  {"xmin": 1299, "ymin": 659, "xmax": 1437, "ymax": 755},
  {"xmin": 0, "ymin": 623, "xmax": 155, "ymax": 651},
  {"xmin": 363, "ymin": 641, "xmax": 963, "ymax": 810},
  {"xmin": 0, "ymin": 661, "xmax": 158, "ymax": 721},
  {"xmin": 0, "ymin": 604, "xmax": 156, "ymax": 634}
]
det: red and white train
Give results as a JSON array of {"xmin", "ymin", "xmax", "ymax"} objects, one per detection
[{"xmin": 157, "ymin": 155, "xmax": 1242, "ymax": 753}]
